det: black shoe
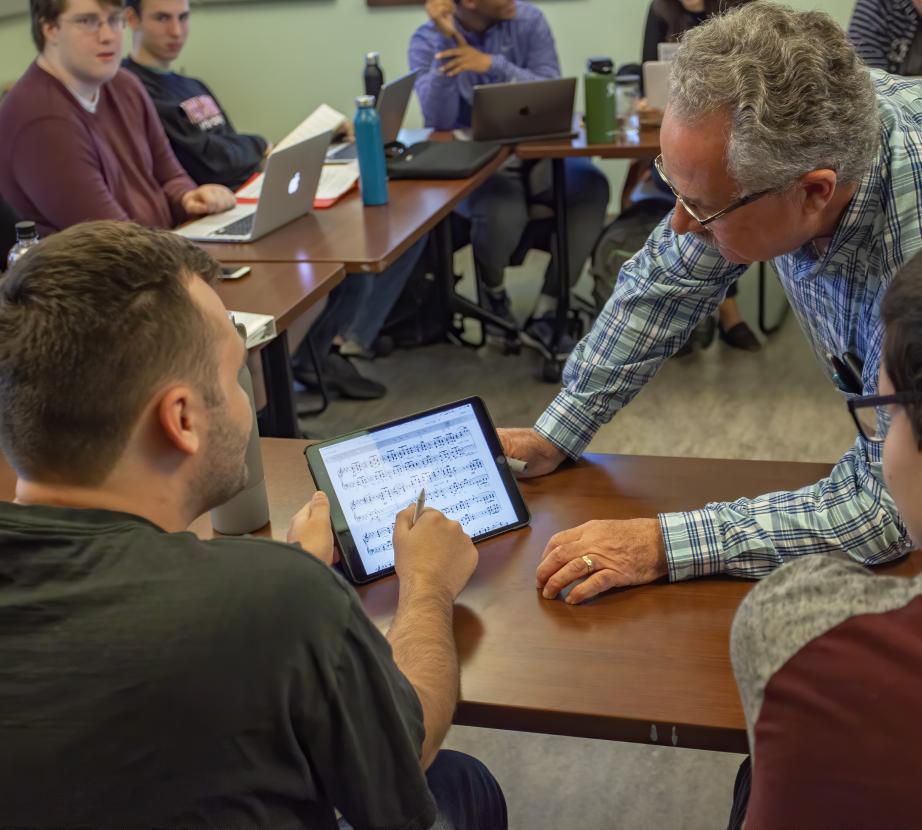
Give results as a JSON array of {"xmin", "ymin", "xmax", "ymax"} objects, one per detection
[
  {"xmin": 293, "ymin": 352, "xmax": 387, "ymax": 400},
  {"xmin": 520, "ymin": 311, "xmax": 577, "ymax": 359},
  {"xmin": 481, "ymin": 288, "xmax": 518, "ymax": 343},
  {"xmin": 719, "ymin": 321, "xmax": 761, "ymax": 352},
  {"xmin": 338, "ymin": 335, "xmax": 395, "ymax": 361}
]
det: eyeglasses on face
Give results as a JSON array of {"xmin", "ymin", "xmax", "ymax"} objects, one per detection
[
  {"xmin": 59, "ymin": 11, "xmax": 126, "ymax": 34},
  {"xmin": 653, "ymin": 154, "xmax": 776, "ymax": 227},
  {"xmin": 848, "ymin": 392, "xmax": 922, "ymax": 444}
]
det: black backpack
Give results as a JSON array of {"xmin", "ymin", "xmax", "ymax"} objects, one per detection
[{"xmin": 590, "ymin": 199, "xmax": 672, "ymax": 313}]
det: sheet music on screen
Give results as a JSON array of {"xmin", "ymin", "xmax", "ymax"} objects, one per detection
[{"xmin": 319, "ymin": 402, "xmax": 519, "ymax": 575}]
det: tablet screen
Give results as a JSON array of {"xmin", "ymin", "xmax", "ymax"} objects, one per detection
[{"xmin": 316, "ymin": 400, "xmax": 522, "ymax": 578}]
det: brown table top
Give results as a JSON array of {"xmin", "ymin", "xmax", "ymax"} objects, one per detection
[
  {"xmin": 199, "ymin": 146, "xmax": 510, "ymax": 272},
  {"xmin": 6, "ymin": 440, "xmax": 918, "ymax": 753},
  {"xmin": 213, "ymin": 261, "xmax": 346, "ymax": 333},
  {"xmin": 517, "ymin": 125, "xmax": 661, "ymax": 161}
]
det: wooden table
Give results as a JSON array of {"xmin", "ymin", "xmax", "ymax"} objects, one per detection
[
  {"xmin": 214, "ymin": 262, "xmax": 346, "ymax": 439},
  {"xmin": 198, "ymin": 148, "xmax": 510, "ymax": 274},
  {"xmin": 516, "ymin": 125, "xmax": 661, "ymax": 162},
  {"xmin": 164, "ymin": 440, "xmax": 920, "ymax": 753}
]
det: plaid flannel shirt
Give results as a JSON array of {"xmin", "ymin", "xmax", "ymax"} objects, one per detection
[{"xmin": 535, "ymin": 70, "xmax": 922, "ymax": 581}]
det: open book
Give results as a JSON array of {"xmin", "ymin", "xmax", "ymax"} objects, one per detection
[{"xmin": 236, "ymin": 104, "xmax": 359, "ymax": 209}]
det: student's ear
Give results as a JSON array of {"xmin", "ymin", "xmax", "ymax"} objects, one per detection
[
  {"xmin": 798, "ymin": 169, "xmax": 838, "ymax": 219},
  {"xmin": 124, "ymin": 6, "xmax": 141, "ymax": 31},
  {"xmin": 156, "ymin": 384, "xmax": 205, "ymax": 458},
  {"xmin": 41, "ymin": 18, "xmax": 59, "ymax": 48}
]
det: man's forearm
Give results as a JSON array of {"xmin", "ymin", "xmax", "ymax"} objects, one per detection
[
  {"xmin": 660, "ymin": 442, "xmax": 912, "ymax": 582},
  {"xmin": 386, "ymin": 584, "xmax": 458, "ymax": 768}
]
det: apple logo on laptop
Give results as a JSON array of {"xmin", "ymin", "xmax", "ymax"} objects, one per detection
[
  {"xmin": 518, "ymin": 105, "xmax": 530, "ymax": 117},
  {"xmin": 288, "ymin": 172, "xmax": 301, "ymax": 196}
]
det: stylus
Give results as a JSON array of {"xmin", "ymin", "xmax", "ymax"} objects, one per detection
[
  {"xmin": 412, "ymin": 487, "xmax": 426, "ymax": 526},
  {"xmin": 506, "ymin": 457, "xmax": 528, "ymax": 474}
]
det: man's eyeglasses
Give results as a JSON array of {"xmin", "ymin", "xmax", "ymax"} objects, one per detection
[
  {"xmin": 653, "ymin": 154, "xmax": 776, "ymax": 227},
  {"xmin": 848, "ymin": 392, "xmax": 922, "ymax": 443},
  {"xmin": 59, "ymin": 12, "xmax": 126, "ymax": 34}
]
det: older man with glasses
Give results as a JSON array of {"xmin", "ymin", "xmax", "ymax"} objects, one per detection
[
  {"xmin": 499, "ymin": 1, "xmax": 922, "ymax": 603},
  {"xmin": 0, "ymin": 0, "xmax": 235, "ymax": 236}
]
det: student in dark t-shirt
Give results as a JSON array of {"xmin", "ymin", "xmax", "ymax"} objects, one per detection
[
  {"xmin": 0, "ymin": 221, "xmax": 506, "ymax": 829},
  {"xmin": 122, "ymin": 0, "xmax": 269, "ymax": 190},
  {"xmin": 727, "ymin": 249, "xmax": 922, "ymax": 825}
]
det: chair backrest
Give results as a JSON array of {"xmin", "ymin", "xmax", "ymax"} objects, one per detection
[{"xmin": 0, "ymin": 194, "xmax": 20, "ymax": 271}]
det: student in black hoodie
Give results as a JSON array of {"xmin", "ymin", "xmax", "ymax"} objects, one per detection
[{"xmin": 123, "ymin": 0, "xmax": 268, "ymax": 190}]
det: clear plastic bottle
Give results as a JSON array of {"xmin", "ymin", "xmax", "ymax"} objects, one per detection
[{"xmin": 6, "ymin": 221, "xmax": 39, "ymax": 269}]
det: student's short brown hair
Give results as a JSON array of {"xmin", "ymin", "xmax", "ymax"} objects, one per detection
[
  {"xmin": 882, "ymin": 250, "xmax": 922, "ymax": 449},
  {"xmin": 30, "ymin": 0, "xmax": 124, "ymax": 51},
  {"xmin": 0, "ymin": 221, "xmax": 222, "ymax": 485}
]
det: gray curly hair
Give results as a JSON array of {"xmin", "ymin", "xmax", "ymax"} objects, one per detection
[{"xmin": 669, "ymin": 1, "xmax": 880, "ymax": 193}]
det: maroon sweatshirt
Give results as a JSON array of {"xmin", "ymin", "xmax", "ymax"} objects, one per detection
[{"xmin": 0, "ymin": 62, "xmax": 196, "ymax": 235}]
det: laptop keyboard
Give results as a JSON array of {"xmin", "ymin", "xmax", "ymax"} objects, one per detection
[{"xmin": 214, "ymin": 214, "xmax": 255, "ymax": 237}]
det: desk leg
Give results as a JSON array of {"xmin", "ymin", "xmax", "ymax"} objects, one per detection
[
  {"xmin": 259, "ymin": 332, "xmax": 299, "ymax": 439},
  {"xmin": 434, "ymin": 215, "xmax": 520, "ymax": 347},
  {"xmin": 433, "ymin": 218, "xmax": 455, "ymax": 339},
  {"xmin": 547, "ymin": 157, "xmax": 571, "ymax": 382},
  {"xmin": 757, "ymin": 261, "xmax": 790, "ymax": 336}
]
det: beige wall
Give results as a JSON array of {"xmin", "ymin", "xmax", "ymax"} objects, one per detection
[{"xmin": 0, "ymin": 0, "xmax": 857, "ymax": 194}]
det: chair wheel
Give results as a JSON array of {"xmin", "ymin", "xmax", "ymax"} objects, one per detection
[
  {"xmin": 503, "ymin": 338, "xmax": 521, "ymax": 356},
  {"xmin": 542, "ymin": 358, "xmax": 563, "ymax": 383}
]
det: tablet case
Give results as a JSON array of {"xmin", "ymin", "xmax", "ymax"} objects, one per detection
[{"xmin": 386, "ymin": 140, "xmax": 502, "ymax": 180}]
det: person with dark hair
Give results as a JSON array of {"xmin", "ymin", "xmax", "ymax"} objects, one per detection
[
  {"xmin": 122, "ymin": 0, "xmax": 269, "ymax": 190},
  {"xmin": 409, "ymin": 0, "xmax": 610, "ymax": 359},
  {"xmin": 0, "ymin": 220, "xmax": 507, "ymax": 829},
  {"xmin": 0, "ymin": 0, "xmax": 235, "ymax": 236},
  {"xmin": 848, "ymin": 0, "xmax": 922, "ymax": 75},
  {"xmin": 728, "ymin": 249, "xmax": 922, "ymax": 826}
]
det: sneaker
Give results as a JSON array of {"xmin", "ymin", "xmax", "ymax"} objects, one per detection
[
  {"xmin": 520, "ymin": 311, "xmax": 577, "ymax": 359},
  {"xmin": 481, "ymin": 289, "xmax": 518, "ymax": 344},
  {"xmin": 339, "ymin": 336, "xmax": 395, "ymax": 361},
  {"xmin": 292, "ymin": 352, "xmax": 387, "ymax": 400}
]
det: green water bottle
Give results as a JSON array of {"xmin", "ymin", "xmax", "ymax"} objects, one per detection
[{"xmin": 584, "ymin": 57, "xmax": 617, "ymax": 144}]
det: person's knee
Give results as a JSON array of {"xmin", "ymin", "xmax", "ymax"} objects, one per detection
[
  {"xmin": 566, "ymin": 161, "xmax": 611, "ymax": 211},
  {"xmin": 426, "ymin": 750, "xmax": 507, "ymax": 830}
]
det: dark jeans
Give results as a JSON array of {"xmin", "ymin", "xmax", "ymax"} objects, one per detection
[
  {"xmin": 338, "ymin": 749, "xmax": 507, "ymax": 830},
  {"xmin": 293, "ymin": 236, "xmax": 427, "ymax": 366},
  {"xmin": 727, "ymin": 756, "xmax": 751, "ymax": 830},
  {"xmin": 457, "ymin": 156, "xmax": 610, "ymax": 297}
]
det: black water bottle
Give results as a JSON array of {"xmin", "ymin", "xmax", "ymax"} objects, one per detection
[{"xmin": 363, "ymin": 52, "xmax": 384, "ymax": 102}]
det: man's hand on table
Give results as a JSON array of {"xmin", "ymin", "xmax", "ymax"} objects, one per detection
[
  {"xmin": 536, "ymin": 518, "xmax": 668, "ymax": 604},
  {"xmin": 393, "ymin": 503, "xmax": 478, "ymax": 600},
  {"xmin": 288, "ymin": 491, "xmax": 338, "ymax": 566},
  {"xmin": 497, "ymin": 427, "xmax": 566, "ymax": 478},
  {"xmin": 182, "ymin": 184, "xmax": 236, "ymax": 216}
]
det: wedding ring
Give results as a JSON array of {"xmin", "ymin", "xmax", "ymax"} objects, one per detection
[{"xmin": 581, "ymin": 555, "xmax": 594, "ymax": 574}]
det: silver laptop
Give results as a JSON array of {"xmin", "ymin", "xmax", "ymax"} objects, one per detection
[
  {"xmin": 471, "ymin": 77, "xmax": 576, "ymax": 143},
  {"xmin": 326, "ymin": 70, "xmax": 418, "ymax": 163},
  {"xmin": 176, "ymin": 131, "xmax": 330, "ymax": 243}
]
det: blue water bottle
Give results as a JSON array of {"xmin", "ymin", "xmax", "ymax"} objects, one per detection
[{"xmin": 354, "ymin": 95, "xmax": 389, "ymax": 206}]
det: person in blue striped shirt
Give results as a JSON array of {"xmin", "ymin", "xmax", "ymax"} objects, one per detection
[
  {"xmin": 499, "ymin": 1, "xmax": 922, "ymax": 603},
  {"xmin": 848, "ymin": 0, "xmax": 922, "ymax": 75}
]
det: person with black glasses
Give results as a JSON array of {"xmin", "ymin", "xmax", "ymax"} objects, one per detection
[
  {"xmin": 499, "ymin": 3, "xmax": 922, "ymax": 605},
  {"xmin": 727, "ymin": 249, "xmax": 922, "ymax": 826}
]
